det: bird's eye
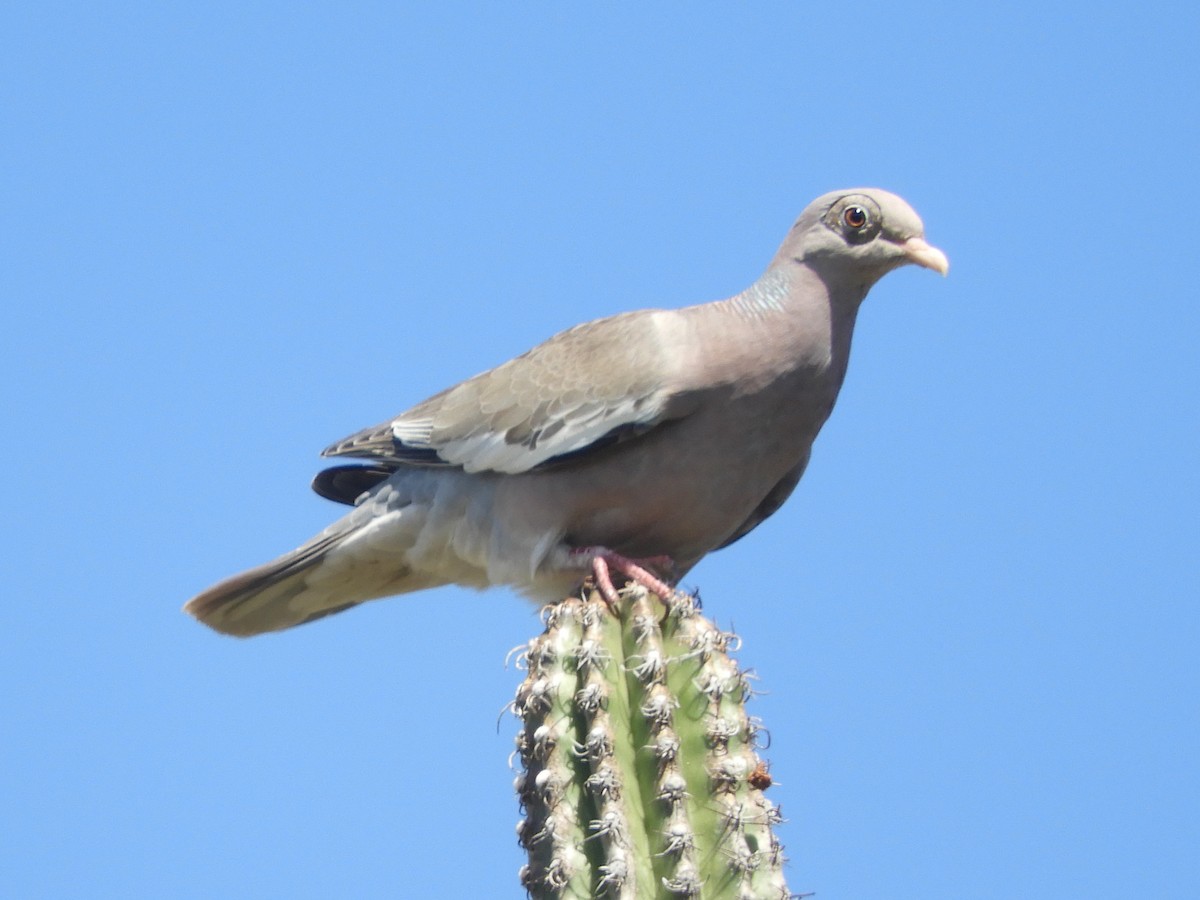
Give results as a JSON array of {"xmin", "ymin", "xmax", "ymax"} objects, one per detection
[{"xmin": 843, "ymin": 205, "xmax": 868, "ymax": 229}]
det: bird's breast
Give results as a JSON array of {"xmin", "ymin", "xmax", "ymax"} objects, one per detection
[{"xmin": 501, "ymin": 371, "xmax": 841, "ymax": 566}]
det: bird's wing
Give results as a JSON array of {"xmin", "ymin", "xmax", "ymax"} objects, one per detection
[{"xmin": 322, "ymin": 310, "xmax": 700, "ymax": 475}]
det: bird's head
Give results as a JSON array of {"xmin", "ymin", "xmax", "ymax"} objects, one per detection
[{"xmin": 774, "ymin": 188, "xmax": 949, "ymax": 288}]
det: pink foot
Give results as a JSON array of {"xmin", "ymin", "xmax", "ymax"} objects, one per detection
[{"xmin": 571, "ymin": 547, "xmax": 678, "ymax": 605}]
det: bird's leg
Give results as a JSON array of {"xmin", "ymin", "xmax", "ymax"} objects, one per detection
[{"xmin": 570, "ymin": 547, "xmax": 678, "ymax": 605}]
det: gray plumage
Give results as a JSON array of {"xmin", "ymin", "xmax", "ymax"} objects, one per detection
[{"xmin": 186, "ymin": 188, "xmax": 948, "ymax": 636}]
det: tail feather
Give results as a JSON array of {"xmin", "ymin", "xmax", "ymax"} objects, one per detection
[
  {"xmin": 186, "ymin": 470, "xmax": 498, "ymax": 636},
  {"xmin": 184, "ymin": 523, "xmax": 425, "ymax": 636}
]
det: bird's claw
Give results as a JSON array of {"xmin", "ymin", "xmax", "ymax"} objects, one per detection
[{"xmin": 573, "ymin": 547, "xmax": 678, "ymax": 609}]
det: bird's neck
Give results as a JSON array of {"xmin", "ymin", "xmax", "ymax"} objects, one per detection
[
  {"xmin": 722, "ymin": 268, "xmax": 793, "ymax": 320},
  {"xmin": 726, "ymin": 263, "xmax": 868, "ymax": 321},
  {"xmin": 732, "ymin": 264, "xmax": 863, "ymax": 345},
  {"xmin": 694, "ymin": 264, "xmax": 861, "ymax": 393}
]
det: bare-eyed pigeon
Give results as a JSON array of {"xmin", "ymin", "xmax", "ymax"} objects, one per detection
[{"xmin": 185, "ymin": 188, "xmax": 948, "ymax": 636}]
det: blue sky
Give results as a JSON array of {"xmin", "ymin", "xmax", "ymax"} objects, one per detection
[{"xmin": 2, "ymin": 3, "xmax": 1197, "ymax": 898}]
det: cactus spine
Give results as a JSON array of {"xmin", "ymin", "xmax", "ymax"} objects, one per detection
[{"xmin": 513, "ymin": 586, "xmax": 791, "ymax": 899}]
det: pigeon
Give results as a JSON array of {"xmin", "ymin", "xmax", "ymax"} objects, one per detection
[{"xmin": 185, "ymin": 188, "xmax": 948, "ymax": 636}]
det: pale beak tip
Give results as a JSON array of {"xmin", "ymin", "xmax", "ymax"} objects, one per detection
[{"xmin": 903, "ymin": 237, "xmax": 950, "ymax": 276}]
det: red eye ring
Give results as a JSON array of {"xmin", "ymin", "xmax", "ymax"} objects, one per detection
[{"xmin": 843, "ymin": 205, "xmax": 868, "ymax": 229}]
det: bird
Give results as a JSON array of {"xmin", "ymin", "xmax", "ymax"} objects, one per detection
[{"xmin": 185, "ymin": 188, "xmax": 948, "ymax": 636}]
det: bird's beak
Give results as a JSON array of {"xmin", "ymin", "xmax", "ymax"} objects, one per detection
[{"xmin": 902, "ymin": 237, "xmax": 950, "ymax": 276}]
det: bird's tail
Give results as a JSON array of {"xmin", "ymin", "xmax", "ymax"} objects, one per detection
[{"xmin": 183, "ymin": 511, "xmax": 432, "ymax": 637}]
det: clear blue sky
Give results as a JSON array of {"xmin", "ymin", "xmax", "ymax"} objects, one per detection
[{"xmin": 3, "ymin": 4, "xmax": 1197, "ymax": 898}]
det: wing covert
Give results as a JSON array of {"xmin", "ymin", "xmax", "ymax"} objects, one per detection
[{"xmin": 322, "ymin": 309, "xmax": 693, "ymax": 474}]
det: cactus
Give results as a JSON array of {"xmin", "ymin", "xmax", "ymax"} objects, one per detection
[{"xmin": 511, "ymin": 586, "xmax": 791, "ymax": 899}]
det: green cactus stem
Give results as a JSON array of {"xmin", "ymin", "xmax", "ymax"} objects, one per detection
[{"xmin": 512, "ymin": 586, "xmax": 791, "ymax": 899}]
